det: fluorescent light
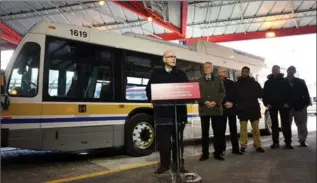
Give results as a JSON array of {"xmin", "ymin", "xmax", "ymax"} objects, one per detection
[
  {"xmin": 99, "ymin": 1, "xmax": 105, "ymax": 6},
  {"xmin": 265, "ymin": 32, "xmax": 276, "ymax": 38}
]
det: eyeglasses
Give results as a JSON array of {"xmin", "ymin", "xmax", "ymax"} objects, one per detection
[{"xmin": 164, "ymin": 55, "xmax": 176, "ymax": 58}]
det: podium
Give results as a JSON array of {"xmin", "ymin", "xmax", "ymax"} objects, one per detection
[{"xmin": 151, "ymin": 82, "xmax": 203, "ymax": 183}]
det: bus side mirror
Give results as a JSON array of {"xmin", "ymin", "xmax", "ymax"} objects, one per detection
[{"xmin": 0, "ymin": 69, "xmax": 10, "ymax": 110}]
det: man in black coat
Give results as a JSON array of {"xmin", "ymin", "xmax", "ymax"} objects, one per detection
[
  {"xmin": 146, "ymin": 50, "xmax": 189, "ymax": 174},
  {"xmin": 286, "ymin": 66, "xmax": 311, "ymax": 147},
  {"xmin": 235, "ymin": 66, "xmax": 265, "ymax": 153},
  {"xmin": 218, "ymin": 67, "xmax": 243, "ymax": 155},
  {"xmin": 263, "ymin": 65, "xmax": 294, "ymax": 149}
]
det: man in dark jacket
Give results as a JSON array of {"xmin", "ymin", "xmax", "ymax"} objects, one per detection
[
  {"xmin": 197, "ymin": 62, "xmax": 226, "ymax": 161},
  {"xmin": 236, "ymin": 66, "xmax": 265, "ymax": 153},
  {"xmin": 263, "ymin": 65, "xmax": 293, "ymax": 149},
  {"xmin": 146, "ymin": 50, "xmax": 189, "ymax": 174},
  {"xmin": 218, "ymin": 67, "xmax": 243, "ymax": 155},
  {"xmin": 286, "ymin": 66, "xmax": 311, "ymax": 147}
]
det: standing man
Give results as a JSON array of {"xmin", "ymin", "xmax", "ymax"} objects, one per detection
[
  {"xmin": 236, "ymin": 66, "xmax": 265, "ymax": 153},
  {"xmin": 263, "ymin": 65, "xmax": 293, "ymax": 149},
  {"xmin": 198, "ymin": 62, "xmax": 226, "ymax": 161},
  {"xmin": 218, "ymin": 67, "xmax": 243, "ymax": 155},
  {"xmin": 146, "ymin": 50, "xmax": 189, "ymax": 174},
  {"xmin": 287, "ymin": 66, "xmax": 311, "ymax": 147}
]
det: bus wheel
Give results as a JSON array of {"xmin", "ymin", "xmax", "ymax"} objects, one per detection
[
  {"xmin": 125, "ymin": 113, "xmax": 155, "ymax": 157},
  {"xmin": 264, "ymin": 109, "xmax": 272, "ymax": 135}
]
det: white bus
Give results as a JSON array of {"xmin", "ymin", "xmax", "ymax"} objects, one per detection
[{"xmin": 0, "ymin": 21, "xmax": 268, "ymax": 157}]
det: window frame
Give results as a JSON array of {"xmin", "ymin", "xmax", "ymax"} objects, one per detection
[
  {"xmin": 176, "ymin": 59, "xmax": 202, "ymax": 81},
  {"xmin": 42, "ymin": 36, "xmax": 118, "ymax": 102},
  {"xmin": 123, "ymin": 50, "xmax": 161, "ymax": 103},
  {"xmin": 6, "ymin": 41, "xmax": 41, "ymax": 98}
]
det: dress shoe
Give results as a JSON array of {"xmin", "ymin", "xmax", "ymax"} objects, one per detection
[
  {"xmin": 299, "ymin": 142, "xmax": 307, "ymax": 147},
  {"xmin": 240, "ymin": 147, "xmax": 246, "ymax": 153},
  {"xmin": 155, "ymin": 165, "xmax": 169, "ymax": 174},
  {"xmin": 220, "ymin": 151, "xmax": 225, "ymax": 156},
  {"xmin": 214, "ymin": 155, "xmax": 225, "ymax": 161},
  {"xmin": 284, "ymin": 144, "xmax": 294, "ymax": 149},
  {"xmin": 270, "ymin": 143, "xmax": 280, "ymax": 149},
  {"xmin": 255, "ymin": 147, "xmax": 265, "ymax": 153},
  {"xmin": 199, "ymin": 154, "xmax": 209, "ymax": 161},
  {"xmin": 232, "ymin": 149, "xmax": 243, "ymax": 155}
]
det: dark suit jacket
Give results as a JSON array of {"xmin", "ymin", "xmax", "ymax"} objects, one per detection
[
  {"xmin": 288, "ymin": 77, "xmax": 311, "ymax": 111},
  {"xmin": 222, "ymin": 78, "xmax": 237, "ymax": 116},
  {"xmin": 145, "ymin": 67, "xmax": 189, "ymax": 123}
]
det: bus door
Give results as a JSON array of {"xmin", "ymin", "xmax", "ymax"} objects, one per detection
[{"xmin": 3, "ymin": 33, "xmax": 45, "ymax": 149}]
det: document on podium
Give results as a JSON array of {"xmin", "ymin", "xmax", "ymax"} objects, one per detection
[{"xmin": 150, "ymin": 82, "xmax": 201, "ymax": 101}]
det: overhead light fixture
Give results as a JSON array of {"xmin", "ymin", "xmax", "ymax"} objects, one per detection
[
  {"xmin": 147, "ymin": 17, "xmax": 153, "ymax": 22},
  {"xmin": 265, "ymin": 31, "xmax": 276, "ymax": 38},
  {"xmin": 99, "ymin": 1, "xmax": 105, "ymax": 6}
]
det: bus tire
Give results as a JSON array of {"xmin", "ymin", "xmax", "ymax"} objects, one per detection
[{"xmin": 125, "ymin": 113, "xmax": 155, "ymax": 157}]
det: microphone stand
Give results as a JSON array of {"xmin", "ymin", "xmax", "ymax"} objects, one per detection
[{"xmin": 173, "ymin": 102, "xmax": 203, "ymax": 183}]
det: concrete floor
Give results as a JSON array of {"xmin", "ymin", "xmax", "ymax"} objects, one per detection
[
  {"xmin": 71, "ymin": 131, "xmax": 317, "ymax": 183},
  {"xmin": 1, "ymin": 116, "xmax": 316, "ymax": 183}
]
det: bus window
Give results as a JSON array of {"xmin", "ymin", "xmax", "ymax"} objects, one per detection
[
  {"xmin": 124, "ymin": 52, "xmax": 159, "ymax": 101},
  {"xmin": 228, "ymin": 69, "xmax": 234, "ymax": 80},
  {"xmin": 7, "ymin": 42, "xmax": 41, "ymax": 97},
  {"xmin": 213, "ymin": 66, "xmax": 220, "ymax": 77},
  {"xmin": 234, "ymin": 70, "xmax": 241, "ymax": 81},
  {"xmin": 43, "ymin": 36, "xmax": 114, "ymax": 101},
  {"xmin": 177, "ymin": 59, "xmax": 202, "ymax": 81}
]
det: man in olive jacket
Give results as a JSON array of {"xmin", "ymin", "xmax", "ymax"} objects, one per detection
[{"xmin": 198, "ymin": 62, "xmax": 226, "ymax": 161}]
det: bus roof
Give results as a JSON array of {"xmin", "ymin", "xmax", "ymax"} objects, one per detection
[{"xmin": 28, "ymin": 21, "xmax": 266, "ymax": 72}]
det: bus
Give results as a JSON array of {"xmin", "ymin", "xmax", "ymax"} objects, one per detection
[
  {"xmin": 0, "ymin": 21, "xmax": 268, "ymax": 157},
  {"xmin": 308, "ymin": 97, "xmax": 317, "ymax": 115}
]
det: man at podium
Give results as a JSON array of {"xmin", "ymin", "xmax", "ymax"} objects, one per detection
[{"xmin": 146, "ymin": 50, "xmax": 189, "ymax": 174}]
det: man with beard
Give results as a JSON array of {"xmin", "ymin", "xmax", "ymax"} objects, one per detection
[{"xmin": 236, "ymin": 66, "xmax": 265, "ymax": 153}]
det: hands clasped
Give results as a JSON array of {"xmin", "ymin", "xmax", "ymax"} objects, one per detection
[
  {"xmin": 224, "ymin": 102, "xmax": 233, "ymax": 109},
  {"xmin": 204, "ymin": 101, "xmax": 216, "ymax": 108}
]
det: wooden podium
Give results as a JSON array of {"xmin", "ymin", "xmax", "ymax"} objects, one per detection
[{"xmin": 151, "ymin": 82, "xmax": 203, "ymax": 183}]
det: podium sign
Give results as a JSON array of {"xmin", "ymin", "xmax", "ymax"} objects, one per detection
[{"xmin": 151, "ymin": 82, "xmax": 200, "ymax": 101}]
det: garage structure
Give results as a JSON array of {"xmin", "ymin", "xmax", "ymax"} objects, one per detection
[
  {"xmin": 0, "ymin": 0, "xmax": 316, "ymax": 49},
  {"xmin": 1, "ymin": 1, "xmax": 317, "ymax": 183}
]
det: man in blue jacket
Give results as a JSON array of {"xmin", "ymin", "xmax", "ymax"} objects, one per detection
[{"xmin": 286, "ymin": 66, "xmax": 311, "ymax": 147}]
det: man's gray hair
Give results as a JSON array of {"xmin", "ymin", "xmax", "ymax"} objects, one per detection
[{"xmin": 204, "ymin": 62, "xmax": 213, "ymax": 65}]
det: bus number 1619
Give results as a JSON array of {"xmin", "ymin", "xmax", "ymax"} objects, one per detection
[{"xmin": 70, "ymin": 29, "xmax": 88, "ymax": 38}]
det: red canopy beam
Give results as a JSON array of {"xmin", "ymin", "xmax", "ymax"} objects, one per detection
[
  {"xmin": 113, "ymin": 1, "xmax": 188, "ymax": 40},
  {"xmin": 0, "ymin": 43, "xmax": 17, "ymax": 50},
  {"xmin": 113, "ymin": 1, "xmax": 180, "ymax": 34},
  {"xmin": 184, "ymin": 25, "xmax": 317, "ymax": 44},
  {"xmin": 153, "ymin": 1, "xmax": 188, "ymax": 40},
  {"xmin": 0, "ymin": 21, "xmax": 22, "ymax": 45},
  {"xmin": 0, "ymin": 33, "xmax": 20, "ymax": 45}
]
